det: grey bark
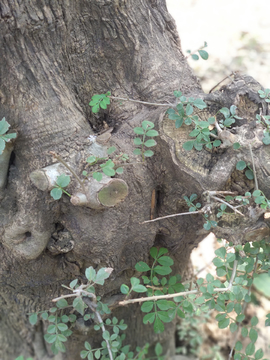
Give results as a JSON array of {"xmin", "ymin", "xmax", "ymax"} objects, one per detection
[{"xmin": 0, "ymin": 1, "xmax": 269, "ymax": 360}]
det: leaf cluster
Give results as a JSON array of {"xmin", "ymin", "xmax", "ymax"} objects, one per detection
[
  {"xmin": 89, "ymin": 92, "xmax": 111, "ymax": 113},
  {"xmin": 236, "ymin": 160, "xmax": 254, "ymax": 180},
  {"xmin": 133, "ymin": 121, "xmax": 159, "ymax": 161},
  {"xmin": 85, "ymin": 147, "xmax": 128, "ymax": 182},
  {"xmin": 186, "ymin": 42, "xmax": 209, "ymax": 61},
  {"xmin": 50, "ymin": 174, "xmax": 71, "ymax": 200},
  {"xmin": 256, "ymin": 113, "xmax": 270, "ymax": 145},
  {"xmin": 0, "ymin": 117, "xmax": 17, "ymax": 154}
]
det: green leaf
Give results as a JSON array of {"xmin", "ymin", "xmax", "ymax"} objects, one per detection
[
  {"xmin": 85, "ymin": 267, "xmax": 96, "ymax": 282},
  {"xmin": 246, "ymin": 342, "xmax": 255, "ymax": 356},
  {"xmin": 253, "ymin": 273, "xmax": 270, "ymax": 297},
  {"xmin": 120, "ymin": 284, "xmax": 129, "ymax": 294},
  {"xmin": 29, "ymin": 313, "xmax": 38, "ymax": 325},
  {"xmin": 41, "ymin": 312, "xmax": 48, "ymax": 320},
  {"xmin": 254, "ymin": 349, "xmax": 264, "ymax": 360},
  {"xmin": 150, "ymin": 247, "xmax": 158, "ymax": 258},
  {"xmin": 215, "ymin": 247, "xmax": 226, "ymax": 259},
  {"xmin": 73, "ymin": 297, "xmax": 86, "ymax": 316},
  {"xmin": 87, "ymin": 155, "xmax": 96, "ymax": 164},
  {"xmin": 219, "ymin": 107, "xmax": 230, "ymax": 118},
  {"xmin": 218, "ymin": 318, "xmax": 230, "ymax": 329},
  {"xmin": 102, "ymin": 167, "xmax": 115, "ymax": 177},
  {"xmin": 102, "ymin": 330, "xmax": 110, "ymax": 341},
  {"xmin": 183, "ymin": 140, "xmax": 194, "ymax": 151},
  {"xmin": 50, "ymin": 187, "xmax": 63, "ymax": 200},
  {"xmin": 47, "ymin": 325, "xmax": 56, "ymax": 334},
  {"xmin": 198, "ymin": 49, "xmax": 209, "ymax": 60},
  {"xmin": 57, "ymin": 323, "xmax": 68, "ymax": 331},
  {"xmin": 133, "ymin": 148, "xmax": 142, "ymax": 155},
  {"xmin": 56, "ymin": 174, "xmax": 70, "ymax": 188},
  {"xmin": 154, "ymin": 266, "xmax": 172, "ymax": 275},
  {"xmin": 133, "ymin": 127, "xmax": 144, "ymax": 135},
  {"xmin": 186, "ymin": 104, "xmax": 193, "ymax": 115},
  {"xmin": 191, "ymin": 54, "xmax": 199, "ymax": 60},
  {"xmin": 56, "ymin": 299, "xmax": 68, "ymax": 309},
  {"xmin": 236, "ymin": 314, "xmax": 245, "ymax": 323},
  {"xmin": 0, "ymin": 138, "xmax": 5, "ymax": 154},
  {"xmin": 57, "ymin": 334, "xmax": 67, "ymax": 342},
  {"xmin": 236, "ymin": 161, "xmax": 246, "ymax": 171},
  {"xmin": 175, "ymin": 118, "xmax": 183, "ymax": 128},
  {"xmin": 213, "ymin": 140, "xmax": 221, "ymax": 147},
  {"xmin": 154, "ymin": 317, "xmax": 164, "ymax": 333},
  {"xmin": 241, "ymin": 327, "xmax": 248, "ymax": 337},
  {"xmin": 155, "ymin": 343, "xmax": 163, "ymax": 356},
  {"xmin": 133, "ymin": 284, "xmax": 147, "ymax": 293},
  {"xmin": 233, "ymin": 142, "xmax": 241, "ymax": 149},
  {"xmin": 193, "ymin": 99, "xmax": 207, "ymax": 109},
  {"xmin": 143, "ymin": 312, "xmax": 155, "ymax": 324},
  {"xmin": 251, "ymin": 316, "xmax": 259, "ymax": 326},
  {"xmin": 249, "ymin": 328, "xmax": 258, "ymax": 342},
  {"xmin": 95, "ymin": 268, "xmax": 112, "ymax": 285},
  {"xmin": 141, "ymin": 301, "xmax": 154, "ymax": 312},
  {"xmin": 230, "ymin": 322, "xmax": 238, "ymax": 333},
  {"xmin": 70, "ymin": 279, "xmax": 78, "ymax": 289},
  {"xmin": 93, "ymin": 172, "xmax": 103, "ymax": 181},
  {"xmin": 143, "ymin": 150, "xmax": 154, "ymax": 157},
  {"xmin": 144, "ymin": 139, "xmax": 157, "ymax": 147},
  {"xmin": 142, "ymin": 120, "xmax": 155, "ymax": 130},
  {"xmin": 44, "ymin": 334, "xmax": 57, "ymax": 344},
  {"xmin": 235, "ymin": 341, "xmax": 243, "ymax": 351},
  {"xmin": 157, "ymin": 256, "xmax": 174, "ymax": 266},
  {"xmin": 0, "ymin": 118, "xmax": 10, "ymax": 135},
  {"xmin": 80, "ymin": 350, "xmax": 89, "ymax": 359},
  {"xmin": 227, "ymin": 253, "xmax": 236, "ymax": 263},
  {"xmin": 134, "ymin": 138, "xmax": 143, "ymax": 145},
  {"xmin": 107, "ymin": 146, "xmax": 116, "ymax": 155},
  {"xmin": 146, "ymin": 130, "xmax": 159, "ymax": 137},
  {"xmin": 135, "ymin": 261, "xmax": 151, "ymax": 272},
  {"xmin": 158, "ymin": 248, "xmax": 168, "ymax": 256},
  {"xmin": 85, "ymin": 341, "xmax": 92, "ymax": 351},
  {"xmin": 245, "ymin": 169, "xmax": 254, "ymax": 180},
  {"xmin": 116, "ymin": 167, "xmax": 123, "ymax": 174}
]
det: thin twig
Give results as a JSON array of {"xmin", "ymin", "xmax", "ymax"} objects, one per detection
[
  {"xmin": 249, "ymin": 144, "xmax": 258, "ymax": 190},
  {"xmin": 83, "ymin": 297, "xmax": 114, "ymax": 360},
  {"xmin": 141, "ymin": 209, "xmax": 205, "ymax": 224},
  {"xmin": 210, "ymin": 195, "xmax": 245, "ymax": 217},
  {"xmin": 50, "ymin": 151, "xmax": 86, "ymax": 194},
  {"xmin": 209, "ymin": 72, "xmax": 234, "ymax": 93},
  {"xmin": 110, "ymin": 96, "xmax": 173, "ymax": 107},
  {"xmin": 119, "ymin": 261, "xmax": 238, "ymax": 306}
]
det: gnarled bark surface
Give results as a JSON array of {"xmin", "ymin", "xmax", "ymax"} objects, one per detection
[{"xmin": 0, "ymin": 1, "xmax": 269, "ymax": 359}]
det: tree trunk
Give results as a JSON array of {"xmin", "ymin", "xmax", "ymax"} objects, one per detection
[{"xmin": 0, "ymin": 1, "xmax": 269, "ymax": 360}]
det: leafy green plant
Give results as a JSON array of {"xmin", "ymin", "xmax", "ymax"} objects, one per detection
[
  {"xmin": 84, "ymin": 146, "xmax": 128, "ymax": 182},
  {"xmin": 89, "ymin": 92, "xmax": 111, "ymax": 113},
  {"xmin": 236, "ymin": 160, "xmax": 254, "ymax": 180},
  {"xmin": 167, "ymin": 96, "xmax": 242, "ymax": 152},
  {"xmin": 0, "ymin": 117, "xmax": 17, "ymax": 154},
  {"xmin": 186, "ymin": 42, "xmax": 209, "ymax": 61},
  {"xmin": 258, "ymin": 89, "xmax": 270, "ymax": 103},
  {"xmin": 256, "ymin": 113, "xmax": 270, "ymax": 145},
  {"xmin": 252, "ymin": 189, "xmax": 270, "ymax": 209},
  {"xmin": 183, "ymin": 193, "xmax": 217, "ymax": 230},
  {"xmin": 14, "ymin": 357, "xmax": 33, "ymax": 360},
  {"xmin": 133, "ymin": 120, "xmax": 159, "ymax": 161},
  {"xmin": 50, "ymin": 174, "xmax": 71, "ymax": 200}
]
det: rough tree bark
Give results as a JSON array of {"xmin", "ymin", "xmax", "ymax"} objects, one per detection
[{"xmin": 0, "ymin": 1, "xmax": 269, "ymax": 360}]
